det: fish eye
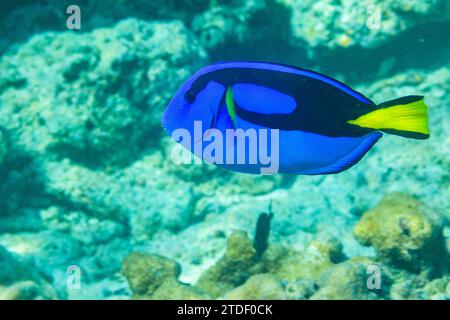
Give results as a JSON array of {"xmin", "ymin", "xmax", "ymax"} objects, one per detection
[{"xmin": 185, "ymin": 90, "xmax": 196, "ymax": 103}]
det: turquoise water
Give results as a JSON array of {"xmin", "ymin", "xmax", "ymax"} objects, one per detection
[{"xmin": 0, "ymin": 0, "xmax": 449, "ymax": 300}]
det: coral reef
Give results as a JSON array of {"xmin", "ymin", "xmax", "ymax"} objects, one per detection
[
  {"xmin": 0, "ymin": 245, "xmax": 58, "ymax": 299},
  {"xmin": 123, "ymin": 223, "xmax": 449, "ymax": 300},
  {"xmin": 0, "ymin": 152, "xmax": 46, "ymax": 218},
  {"xmin": 224, "ymin": 274, "xmax": 286, "ymax": 299},
  {"xmin": 311, "ymin": 257, "xmax": 391, "ymax": 300},
  {"xmin": 43, "ymin": 157, "xmax": 196, "ymax": 237},
  {"xmin": 0, "ymin": 18, "xmax": 207, "ymax": 167},
  {"xmin": 196, "ymin": 231, "xmax": 258, "ymax": 297},
  {"xmin": 354, "ymin": 193, "xmax": 449, "ymax": 276},
  {"xmin": 122, "ymin": 190, "xmax": 449, "ymax": 300},
  {"xmin": 286, "ymin": 0, "xmax": 450, "ymax": 49},
  {"xmin": 121, "ymin": 252, "xmax": 210, "ymax": 299},
  {"xmin": 151, "ymin": 279, "xmax": 211, "ymax": 300},
  {"xmin": 0, "ymin": 129, "xmax": 7, "ymax": 166},
  {"xmin": 0, "ymin": 0, "xmax": 448, "ymax": 300},
  {"xmin": 0, "ymin": 0, "xmax": 209, "ymax": 54},
  {"xmin": 193, "ymin": 1, "xmax": 279, "ymax": 49},
  {"xmin": 122, "ymin": 230, "xmax": 335, "ymax": 299},
  {"xmin": 122, "ymin": 252, "xmax": 181, "ymax": 297}
]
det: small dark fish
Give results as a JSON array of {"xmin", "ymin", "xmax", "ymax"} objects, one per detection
[{"xmin": 254, "ymin": 201, "xmax": 274, "ymax": 258}]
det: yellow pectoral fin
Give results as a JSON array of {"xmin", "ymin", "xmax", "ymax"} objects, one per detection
[{"xmin": 348, "ymin": 97, "xmax": 429, "ymax": 136}]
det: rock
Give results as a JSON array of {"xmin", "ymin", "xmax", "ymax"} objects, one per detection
[
  {"xmin": 0, "ymin": 231, "xmax": 83, "ymax": 267},
  {"xmin": 0, "ymin": 1, "xmax": 66, "ymax": 54},
  {"xmin": 389, "ymin": 272, "xmax": 427, "ymax": 300},
  {"xmin": 196, "ymin": 231, "xmax": 257, "ymax": 297},
  {"xmin": 121, "ymin": 251, "xmax": 210, "ymax": 299},
  {"xmin": 282, "ymin": 279, "xmax": 317, "ymax": 300},
  {"xmin": 192, "ymin": 0, "xmax": 291, "ymax": 56},
  {"xmin": 0, "ymin": 209, "xmax": 44, "ymax": 234},
  {"xmin": 192, "ymin": 1, "xmax": 265, "ymax": 50},
  {"xmin": 0, "ymin": 155, "xmax": 46, "ymax": 217},
  {"xmin": 0, "ymin": 130, "xmax": 47, "ymax": 220},
  {"xmin": 39, "ymin": 206, "xmax": 126, "ymax": 245},
  {"xmin": 424, "ymin": 277, "xmax": 450, "ymax": 300},
  {"xmin": 223, "ymin": 274, "xmax": 286, "ymax": 299},
  {"xmin": 66, "ymin": 275, "xmax": 131, "ymax": 300},
  {"xmin": 0, "ymin": 245, "xmax": 58, "ymax": 299},
  {"xmin": 287, "ymin": 0, "xmax": 450, "ymax": 50},
  {"xmin": 228, "ymin": 174, "xmax": 284, "ymax": 196},
  {"xmin": 44, "ymin": 156, "xmax": 196, "ymax": 238},
  {"xmin": 0, "ymin": 18, "xmax": 207, "ymax": 167},
  {"xmin": 256, "ymin": 239, "xmax": 343, "ymax": 299},
  {"xmin": 354, "ymin": 193, "xmax": 449, "ymax": 276},
  {"xmin": 79, "ymin": 239, "xmax": 131, "ymax": 283},
  {"xmin": 0, "ymin": 281, "xmax": 54, "ymax": 300},
  {"xmin": 266, "ymin": 179, "xmax": 368, "ymax": 257},
  {"xmin": 121, "ymin": 252, "xmax": 181, "ymax": 297},
  {"xmin": 0, "ymin": 0, "xmax": 208, "ymax": 54},
  {"xmin": 194, "ymin": 231, "xmax": 344, "ymax": 299},
  {"xmin": 0, "ymin": 245, "xmax": 37, "ymax": 286},
  {"xmin": 264, "ymin": 240, "xmax": 341, "ymax": 284},
  {"xmin": 0, "ymin": 129, "xmax": 7, "ymax": 166},
  {"xmin": 0, "ymin": 225, "xmax": 129, "ymax": 295},
  {"xmin": 311, "ymin": 258, "xmax": 391, "ymax": 300},
  {"xmin": 387, "ymin": 270, "xmax": 450, "ymax": 300},
  {"xmin": 151, "ymin": 278, "xmax": 210, "ymax": 300}
]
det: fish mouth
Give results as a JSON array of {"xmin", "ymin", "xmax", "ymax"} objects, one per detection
[
  {"xmin": 161, "ymin": 120, "xmax": 168, "ymax": 132},
  {"xmin": 161, "ymin": 110, "xmax": 168, "ymax": 131}
]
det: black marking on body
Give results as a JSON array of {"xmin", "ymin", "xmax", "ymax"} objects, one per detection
[{"xmin": 187, "ymin": 67, "xmax": 377, "ymax": 137}]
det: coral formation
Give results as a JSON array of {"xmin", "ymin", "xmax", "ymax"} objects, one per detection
[
  {"xmin": 311, "ymin": 257, "xmax": 391, "ymax": 300},
  {"xmin": 0, "ymin": 0, "xmax": 209, "ymax": 54},
  {"xmin": 0, "ymin": 130, "xmax": 7, "ymax": 166},
  {"xmin": 122, "ymin": 189, "xmax": 450, "ymax": 300},
  {"xmin": 0, "ymin": 18, "xmax": 207, "ymax": 167},
  {"xmin": 191, "ymin": 0, "xmax": 292, "ymax": 62},
  {"xmin": 354, "ymin": 193, "xmax": 449, "ymax": 276},
  {"xmin": 0, "ymin": 245, "xmax": 58, "ymax": 299},
  {"xmin": 224, "ymin": 274, "xmax": 286, "ymax": 299},
  {"xmin": 151, "ymin": 279, "xmax": 211, "ymax": 300},
  {"xmin": 122, "ymin": 252, "xmax": 210, "ymax": 299},
  {"xmin": 123, "ymin": 231, "xmax": 340, "ymax": 299},
  {"xmin": 287, "ymin": 0, "xmax": 450, "ymax": 49},
  {"xmin": 0, "ymin": 0, "xmax": 448, "ymax": 300},
  {"xmin": 43, "ymin": 155, "xmax": 197, "ymax": 238},
  {"xmin": 196, "ymin": 231, "xmax": 258, "ymax": 297},
  {"xmin": 122, "ymin": 252, "xmax": 181, "ymax": 297}
]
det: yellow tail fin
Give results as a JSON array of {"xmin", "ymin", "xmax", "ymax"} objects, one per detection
[{"xmin": 347, "ymin": 96, "xmax": 429, "ymax": 139}]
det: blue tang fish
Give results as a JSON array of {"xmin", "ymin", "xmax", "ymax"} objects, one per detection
[{"xmin": 161, "ymin": 61, "xmax": 429, "ymax": 175}]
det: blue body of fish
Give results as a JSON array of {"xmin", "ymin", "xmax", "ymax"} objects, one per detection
[{"xmin": 161, "ymin": 61, "xmax": 429, "ymax": 175}]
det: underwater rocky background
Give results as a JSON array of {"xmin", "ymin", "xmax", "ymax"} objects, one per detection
[{"xmin": 0, "ymin": 0, "xmax": 449, "ymax": 299}]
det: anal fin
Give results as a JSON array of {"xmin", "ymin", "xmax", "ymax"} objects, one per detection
[{"xmin": 300, "ymin": 132, "xmax": 382, "ymax": 175}]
